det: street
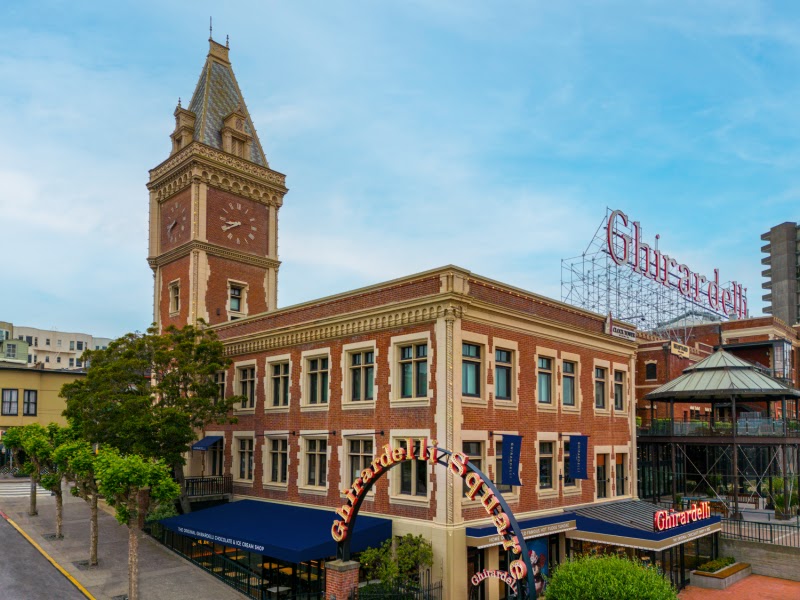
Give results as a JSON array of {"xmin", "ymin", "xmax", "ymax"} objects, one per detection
[{"xmin": 0, "ymin": 515, "xmax": 86, "ymax": 600}]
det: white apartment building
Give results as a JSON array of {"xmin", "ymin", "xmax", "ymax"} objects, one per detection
[{"xmin": 8, "ymin": 324, "xmax": 112, "ymax": 370}]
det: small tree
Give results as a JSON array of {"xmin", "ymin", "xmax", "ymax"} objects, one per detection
[
  {"xmin": 359, "ymin": 534, "xmax": 434, "ymax": 586},
  {"xmin": 545, "ymin": 555, "xmax": 677, "ymax": 600},
  {"xmin": 95, "ymin": 449, "xmax": 179, "ymax": 600},
  {"xmin": 3, "ymin": 423, "xmax": 73, "ymax": 529},
  {"xmin": 53, "ymin": 440, "xmax": 101, "ymax": 565}
]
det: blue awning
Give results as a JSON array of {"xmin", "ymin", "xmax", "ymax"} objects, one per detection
[
  {"xmin": 160, "ymin": 499, "xmax": 392, "ymax": 563},
  {"xmin": 466, "ymin": 512, "xmax": 577, "ymax": 548},
  {"xmin": 568, "ymin": 500, "xmax": 721, "ymax": 551},
  {"xmin": 192, "ymin": 436, "xmax": 223, "ymax": 451}
]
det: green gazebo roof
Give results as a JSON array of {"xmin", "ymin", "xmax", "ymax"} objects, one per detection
[{"xmin": 645, "ymin": 349, "xmax": 800, "ymax": 401}]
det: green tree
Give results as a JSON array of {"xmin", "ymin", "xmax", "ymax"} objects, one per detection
[
  {"xmin": 3, "ymin": 424, "xmax": 73, "ymax": 532},
  {"xmin": 95, "ymin": 449, "xmax": 180, "ymax": 600},
  {"xmin": 544, "ymin": 555, "xmax": 677, "ymax": 600},
  {"xmin": 62, "ymin": 322, "xmax": 241, "ymax": 513},
  {"xmin": 52, "ymin": 440, "xmax": 101, "ymax": 565},
  {"xmin": 359, "ymin": 534, "xmax": 434, "ymax": 585}
]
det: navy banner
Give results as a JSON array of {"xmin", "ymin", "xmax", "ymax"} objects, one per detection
[
  {"xmin": 569, "ymin": 435, "xmax": 588, "ymax": 480},
  {"xmin": 500, "ymin": 435, "xmax": 523, "ymax": 487}
]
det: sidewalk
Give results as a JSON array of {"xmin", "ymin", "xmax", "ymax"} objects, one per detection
[{"xmin": 0, "ymin": 480, "xmax": 244, "ymax": 600}]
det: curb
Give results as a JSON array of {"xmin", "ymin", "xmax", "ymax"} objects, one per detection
[{"xmin": 0, "ymin": 509, "xmax": 97, "ymax": 600}]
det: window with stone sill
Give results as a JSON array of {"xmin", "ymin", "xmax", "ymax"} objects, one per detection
[
  {"xmin": 306, "ymin": 357, "xmax": 329, "ymax": 405},
  {"xmin": 495, "ymin": 349, "xmax": 513, "ymax": 402},
  {"xmin": 348, "ymin": 350, "xmax": 374, "ymax": 403},
  {"xmin": 270, "ymin": 362, "xmax": 290, "ymax": 407},
  {"xmin": 537, "ymin": 357, "xmax": 553, "ymax": 404},
  {"xmin": 238, "ymin": 366, "xmax": 256, "ymax": 409},
  {"xmin": 462, "ymin": 343, "xmax": 482, "ymax": 398},
  {"xmin": 268, "ymin": 438, "xmax": 288, "ymax": 484},
  {"xmin": 399, "ymin": 343, "xmax": 428, "ymax": 399},
  {"xmin": 305, "ymin": 438, "xmax": 327, "ymax": 487}
]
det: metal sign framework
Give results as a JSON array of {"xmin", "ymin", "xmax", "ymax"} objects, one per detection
[{"xmin": 560, "ymin": 208, "xmax": 740, "ymax": 342}]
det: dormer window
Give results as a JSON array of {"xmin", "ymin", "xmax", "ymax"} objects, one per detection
[
  {"xmin": 170, "ymin": 105, "xmax": 196, "ymax": 156},
  {"xmin": 222, "ymin": 110, "xmax": 252, "ymax": 159}
]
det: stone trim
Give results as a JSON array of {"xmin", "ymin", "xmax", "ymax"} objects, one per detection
[{"xmin": 148, "ymin": 240, "xmax": 281, "ymax": 270}]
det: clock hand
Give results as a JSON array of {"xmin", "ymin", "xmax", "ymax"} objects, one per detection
[
  {"xmin": 168, "ymin": 220, "xmax": 177, "ymax": 231},
  {"xmin": 221, "ymin": 221, "xmax": 242, "ymax": 232}
]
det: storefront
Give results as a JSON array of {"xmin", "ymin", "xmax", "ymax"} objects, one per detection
[
  {"xmin": 466, "ymin": 513, "xmax": 576, "ymax": 599},
  {"xmin": 568, "ymin": 500, "xmax": 721, "ymax": 590},
  {"xmin": 158, "ymin": 500, "xmax": 391, "ymax": 600}
]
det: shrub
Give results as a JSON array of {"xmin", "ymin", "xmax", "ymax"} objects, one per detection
[
  {"xmin": 695, "ymin": 556, "xmax": 735, "ymax": 573},
  {"xmin": 544, "ymin": 555, "xmax": 677, "ymax": 600}
]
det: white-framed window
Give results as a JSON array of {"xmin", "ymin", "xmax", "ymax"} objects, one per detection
[
  {"xmin": 45, "ymin": 339, "xmax": 50, "ymax": 346},
  {"xmin": 494, "ymin": 349, "xmax": 513, "ymax": 402},
  {"xmin": 538, "ymin": 441, "xmax": 554, "ymax": 490},
  {"xmin": 537, "ymin": 357, "xmax": 553, "ymax": 404},
  {"xmin": 462, "ymin": 343, "xmax": 482, "ymax": 398},
  {"xmin": 214, "ymin": 371, "xmax": 226, "ymax": 403},
  {"xmin": 399, "ymin": 343, "xmax": 428, "ymax": 399},
  {"xmin": 615, "ymin": 453, "xmax": 628, "ymax": 496},
  {"xmin": 306, "ymin": 357, "xmax": 329, "ymax": 405},
  {"xmin": 594, "ymin": 367, "xmax": 607, "ymax": 410},
  {"xmin": 596, "ymin": 452, "xmax": 609, "ymax": 499},
  {"xmin": 562, "ymin": 437, "xmax": 575, "ymax": 488},
  {"xmin": 69, "ymin": 340, "xmax": 75, "ymax": 351},
  {"xmin": 348, "ymin": 350, "xmax": 375, "ymax": 403},
  {"xmin": 271, "ymin": 362, "xmax": 290, "ymax": 407},
  {"xmin": 57, "ymin": 339, "xmax": 62, "ymax": 347},
  {"xmin": 396, "ymin": 438, "xmax": 428, "ymax": 498},
  {"xmin": 304, "ymin": 438, "xmax": 328, "ymax": 488},
  {"xmin": 614, "ymin": 370, "xmax": 625, "ymax": 411},
  {"xmin": 5, "ymin": 344, "xmax": 16, "ymax": 359},
  {"xmin": 562, "ymin": 360, "xmax": 576, "ymax": 407},
  {"xmin": 236, "ymin": 437, "xmax": 254, "ymax": 481},
  {"xmin": 268, "ymin": 437, "xmax": 288, "ymax": 484},
  {"xmin": 462, "ymin": 440, "xmax": 484, "ymax": 496},
  {"xmin": 238, "ymin": 365, "xmax": 256, "ymax": 409},
  {"xmin": 347, "ymin": 438, "xmax": 374, "ymax": 485},
  {"xmin": 168, "ymin": 280, "xmax": 180, "ymax": 314},
  {"xmin": 56, "ymin": 356, "xmax": 61, "ymax": 364},
  {"xmin": 69, "ymin": 358, "xmax": 74, "ymax": 368},
  {"xmin": 228, "ymin": 281, "xmax": 247, "ymax": 319}
]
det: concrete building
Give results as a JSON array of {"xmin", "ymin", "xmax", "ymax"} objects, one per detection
[
  {"xmin": 761, "ymin": 222, "xmax": 800, "ymax": 326},
  {"xmin": 5, "ymin": 322, "xmax": 111, "ymax": 370},
  {"xmin": 149, "ymin": 39, "xmax": 721, "ymax": 599}
]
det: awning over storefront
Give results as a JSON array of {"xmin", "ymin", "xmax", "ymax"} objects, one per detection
[
  {"xmin": 160, "ymin": 499, "xmax": 391, "ymax": 563},
  {"xmin": 466, "ymin": 512, "xmax": 577, "ymax": 548},
  {"xmin": 567, "ymin": 500, "xmax": 721, "ymax": 552},
  {"xmin": 191, "ymin": 436, "xmax": 223, "ymax": 451}
]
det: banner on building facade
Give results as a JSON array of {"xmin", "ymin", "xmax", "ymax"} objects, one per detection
[
  {"xmin": 501, "ymin": 434, "xmax": 523, "ymax": 487},
  {"xmin": 569, "ymin": 435, "xmax": 588, "ymax": 480}
]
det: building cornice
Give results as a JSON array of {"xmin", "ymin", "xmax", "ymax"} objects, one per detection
[
  {"xmin": 148, "ymin": 240, "xmax": 281, "ymax": 271},
  {"xmin": 148, "ymin": 142, "xmax": 287, "ymax": 204},
  {"xmin": 221, "ymin": 297, "xmax": 462, "ymax": 357}
]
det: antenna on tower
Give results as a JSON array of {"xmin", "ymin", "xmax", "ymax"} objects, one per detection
[
  {"xmin": 226, "ymin": 34, "xmax": 229, "ymax": 48},
  {"xmin": 209, "ymin": 17, "xmax": 213, "ymax": 40}
]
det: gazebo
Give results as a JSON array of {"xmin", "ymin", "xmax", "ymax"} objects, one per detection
[{"xmin": 640, "ymin": 350, "xmax": 800, "ymax": 519}]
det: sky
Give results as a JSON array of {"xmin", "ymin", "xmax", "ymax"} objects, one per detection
[{"xmin": 2, "ymin": 1, "xmax": 799, "ymax": 338}]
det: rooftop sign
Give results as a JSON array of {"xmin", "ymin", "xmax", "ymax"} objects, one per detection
[{"xmin": 606, "ymin": 210, "xmax": 747, "ymax": 320}]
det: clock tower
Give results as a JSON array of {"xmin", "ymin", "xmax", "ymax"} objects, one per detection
[{"xmin": 147, "ymin": 38, "xmax": 287, "ymax": 328}]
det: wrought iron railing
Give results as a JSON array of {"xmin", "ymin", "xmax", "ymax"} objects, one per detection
[
  {"xmin": 638, "ymin": 419, "xmax": 800, "ymax": 437},
  {"xmin": 183, "ymin": 475, "xmax": 232, "ymax": 497},
  {"xmin": 721, "ymin": 518, "xmax": 800, "ymax": 548}
]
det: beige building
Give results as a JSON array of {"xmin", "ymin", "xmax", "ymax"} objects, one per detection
[
  {"xmin": 7, "ymin": 323, "xmax": 112, "ymax": 370},
  {"xmin": 0, "ymin": 363, "xmax": 83, "ymax": 443}
]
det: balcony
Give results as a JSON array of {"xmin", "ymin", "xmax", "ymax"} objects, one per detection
[
  {"xmin": 761, "ymin": 243, "xmax": 772, "ymax": 253},
  {"xmin": 639, "ymin": 418, "xmax": 800, "ymax": 438},
  {"xmin": 183, "ymin": 475, "xmax": 233, "ymax": 499}
]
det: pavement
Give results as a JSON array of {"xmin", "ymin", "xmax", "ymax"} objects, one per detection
[
  {"xmin": 679, "ymin": 574, "xmax": 800, "ymax": 599},
  {"xmin": 0, "ymin": 478, "xmax": 244, "ymax": 600}
]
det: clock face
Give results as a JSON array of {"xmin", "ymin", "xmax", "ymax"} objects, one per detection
[
  {"xmin": 165, "ymin": 200, "xmax": 188, "ymax": 244},
  {"xmin": 219, "ymin": 200, "xmax": 258, "ymax": 246}
]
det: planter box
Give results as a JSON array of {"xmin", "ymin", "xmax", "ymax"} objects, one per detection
[{"xmin": 691, "ymin": 563, "xmax": 751, "ymax": 590}]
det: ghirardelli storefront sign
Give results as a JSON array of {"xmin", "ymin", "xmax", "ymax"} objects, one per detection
[{"xmin": 606, "ymin": 210, "xmax": 747, "ymax": 319}]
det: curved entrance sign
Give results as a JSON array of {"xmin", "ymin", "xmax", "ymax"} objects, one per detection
[{"xmin": 331, "ymin": 439, "xmax": 537, "ymax": 598}]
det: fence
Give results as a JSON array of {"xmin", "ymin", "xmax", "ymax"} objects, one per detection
[
  {"xmin": 184, "ymin": 475, "xmax": 233, "ymax": 497},
  {"xmin": 350, "ymin": 580, "xmax": 443, "ymax": 600},
  {"xmin": 722, "ymin": 518, "xmax": 800, "ymax": 548}
]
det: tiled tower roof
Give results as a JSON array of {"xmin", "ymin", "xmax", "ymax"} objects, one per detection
[{"xmin": 187, "ymin": 38, "xmax": 268, "ymax": 167}]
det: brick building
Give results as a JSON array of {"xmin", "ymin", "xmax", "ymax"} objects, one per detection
[{"xmin": 151, "ymin": 40, "xmax": 719, "ymax": 599}]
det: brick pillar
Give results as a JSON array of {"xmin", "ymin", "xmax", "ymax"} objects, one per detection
[{"xmin": 325, "ymin": 559, "xmax": 360, "ymax": 600}]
